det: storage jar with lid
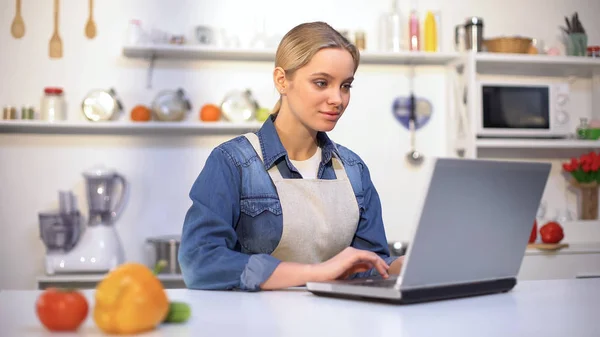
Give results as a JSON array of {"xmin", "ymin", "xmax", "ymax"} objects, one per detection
[
  {"xmin": 151, "ymin": 88, "xmax": 191, "ymax": 121},
  {"xmin": 82, "ymin": 88, "xmax": 124, "ymax": 122},
  {"xmin": 41, "ymin": 87, "xmax": 66, "ymax": 121},
  {"xmin": 588, "ymin": 46, "xmax": 600, "ymax": 58},
  {"xmin": 220, "ymin": 89, "xmax": 259, "ymax": 122}
]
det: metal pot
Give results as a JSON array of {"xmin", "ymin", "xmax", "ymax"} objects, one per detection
[{"xmin": 146, "ymin": 235, "xmax": 181, "ymax": 274}]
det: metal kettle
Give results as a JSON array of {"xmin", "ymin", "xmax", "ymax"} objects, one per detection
[{"xmin": 455, "ymin": 17, "xmax": 484, "ymax": 52}]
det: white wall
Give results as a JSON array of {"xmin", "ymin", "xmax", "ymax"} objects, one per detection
[{"xmin": 1, "ymin": 0, "xmax": 599, "ymax": 290}]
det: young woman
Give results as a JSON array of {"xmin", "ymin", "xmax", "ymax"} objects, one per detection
[{"xmin": 179, "ymin": 21, "xmax": 403, "ymax": 291}]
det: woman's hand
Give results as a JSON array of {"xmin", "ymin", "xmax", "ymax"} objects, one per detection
[{"xmin": 312, "ymin": 247, "xmax": 390, "ymax": 281}]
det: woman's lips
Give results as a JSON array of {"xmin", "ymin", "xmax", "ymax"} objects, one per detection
[{"xmin": 320, "ymin": 111, "xmax": 340, "ymax": 121}]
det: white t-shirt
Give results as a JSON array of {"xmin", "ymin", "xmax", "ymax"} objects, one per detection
[{"xmin": 290, "ymin": 147, "xmax": 322, "ymax": 179}]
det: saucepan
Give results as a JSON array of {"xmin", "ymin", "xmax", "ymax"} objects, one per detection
[{"xmin": 145, "ymin": 235, "xmax": 181, "ymax": 274}]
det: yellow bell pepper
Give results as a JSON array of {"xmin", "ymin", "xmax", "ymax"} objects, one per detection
[{"xmin": 93, "ymin": 262, "xmax": 169, "ymax": 335}]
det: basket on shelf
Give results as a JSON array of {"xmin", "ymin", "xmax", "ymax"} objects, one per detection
[{"xmin": 483, "ymin": 37, "xmax": 533, "ymax": 54}]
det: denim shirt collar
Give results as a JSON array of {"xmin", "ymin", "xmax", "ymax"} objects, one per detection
[{"xmin": 255, "ymin": 114, "xmax": 340, "ymax": 171}]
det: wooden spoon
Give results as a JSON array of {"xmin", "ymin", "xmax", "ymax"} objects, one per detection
[
  {"xmin": 49, "ymin": 0, "xmax": 62, "ymax": 59},
  {"xmin": 85, "ymin": 0, "xmax": 96, "ymax": 39},
  {"xmin": 10, "ymin": 0, "xmax": 25, "ymax": 39}
]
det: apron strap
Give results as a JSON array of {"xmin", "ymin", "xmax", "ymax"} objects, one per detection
[
  {"xmin": 244, "ymin": 132, "xmax": 285, "ymax": 182},
  {"xmin": 331, "ymin": 155, "xmax": 348, "ymax": 180},
  {"xmin": 243, "ymin": 132, "xmax": 348, "ymax": 181},
  {"xmin": 243, "ymin": 132, "xmax": 263, "ymax": 162}
]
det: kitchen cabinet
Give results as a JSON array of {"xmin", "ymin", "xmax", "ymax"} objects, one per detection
[{"xmin": 519, "ymin": 243, "xmax": 600, "ymax": 280}]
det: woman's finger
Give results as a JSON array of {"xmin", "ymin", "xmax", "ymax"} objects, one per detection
[
  {"xmin": 349, "ymin": 262, "xmax": 373, "ymax": 273},
  {"xmin": 357, "ymin": 250, "xmax": 389, "ymax": 268},
  {"xmin": 353, "ymin": 251, "xmax": 389, "ymax": 278}
]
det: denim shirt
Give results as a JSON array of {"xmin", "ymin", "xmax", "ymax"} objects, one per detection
[{"xmin": 178, "ymin": 115, "xmax": 398, "ymax": 291}]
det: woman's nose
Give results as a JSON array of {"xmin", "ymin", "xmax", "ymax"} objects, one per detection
[{"xmin": 327, "ymin": 89, "xmax": 343, "ymax": 106}]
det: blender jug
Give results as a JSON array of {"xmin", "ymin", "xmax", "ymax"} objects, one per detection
[{"xmin": 83, "ymin": 165, "xmax": 128, "ymax": 225}]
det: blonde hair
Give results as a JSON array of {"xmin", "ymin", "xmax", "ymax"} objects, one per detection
[{"xmin": 271, "ymin": 21, "xmax": 360, "ymax": 114}]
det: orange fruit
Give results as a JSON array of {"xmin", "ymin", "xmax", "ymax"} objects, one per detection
[
  {"xmin": 200, "ymin": 104, "xmax": 221, "ymax": 122},
  {"xmin": 130, "ymin": 105, "xmax": 151, "ymax": 122}
]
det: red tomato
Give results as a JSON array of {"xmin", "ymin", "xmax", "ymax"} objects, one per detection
[
  {"xmin": 36, "ymin": 288, "xmax": 89, "ymax": 331},
  {"xmin": 540, "ymin": 221, "xmax": 564, "ymax": 244},
  {"xmin": 529, "ymin": 220, "xmax": 537, "ymax": 243}
]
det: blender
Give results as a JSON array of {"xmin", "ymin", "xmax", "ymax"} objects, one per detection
[{"xmin": 40, "ymin": 165, "xmax": 128, "ymax": 274}]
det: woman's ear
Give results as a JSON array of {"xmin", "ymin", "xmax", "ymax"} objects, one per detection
[{"xmin": 273, "ymin": 67, "xmax": 287, "ymax": 95}]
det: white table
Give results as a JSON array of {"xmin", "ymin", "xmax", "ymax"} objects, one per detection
[{"xmin": 1, "ymin": 278, "xmax": 599, "ymax": 336}]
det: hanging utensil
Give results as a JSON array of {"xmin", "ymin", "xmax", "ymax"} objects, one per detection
[
  {"xmin": 405, "ymin": 67, "xmax": 424, "ymax": 166},
  {"xmin": 85, "ymin": 0, "xmax": 97, "ymax": 39},
  {"xmin": 49, "ymin": 0, "xmax": 62, "ymax": 59},
  {"xmin": 11, "ymin": 0, "xmax": 25, "ymax": 39}
]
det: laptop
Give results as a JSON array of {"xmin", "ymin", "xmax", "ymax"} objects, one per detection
[{"xmin": 306, "ymin": 157, "xmax": 551, "ymax": 304}]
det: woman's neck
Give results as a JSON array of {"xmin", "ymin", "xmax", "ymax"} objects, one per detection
[{"xmin": 273, "ymin": 108, "xmax": 318, "ymax": 161}]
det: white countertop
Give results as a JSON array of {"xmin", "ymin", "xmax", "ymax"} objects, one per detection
[{"xmin": 1, "ymin": 278, "xmax": 599, "ymax": 336}]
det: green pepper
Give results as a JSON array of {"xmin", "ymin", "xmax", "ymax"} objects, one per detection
[{"xmin": 153, "ymin": 260, "xmax": 192, "ymax": 324}]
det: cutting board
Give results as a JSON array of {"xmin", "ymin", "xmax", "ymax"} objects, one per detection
[{"xmin": 527, "ymin": 243, "xmax": 569, "ymax": 251}]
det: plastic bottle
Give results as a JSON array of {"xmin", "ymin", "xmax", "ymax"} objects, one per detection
[
  {"xmin": 378, "ymin": 0, "xmax": 403, "ymax": 52},
  {"xmin": 408, "ymin": 3, "xmax": 420, "ymax": 51},
  {"xmin": 424, "ymin": 11, "xmax": 437, "ymax": 52}
]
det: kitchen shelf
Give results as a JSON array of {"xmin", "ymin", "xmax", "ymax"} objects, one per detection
[
  {"xmin": 475, "ymin": 138, "xmax": 600, "ymax": 149},
  {"xmin": 36, "ymin": 273, "xmax": 183, "ymax": 283},
  {"xmin": 474, "ymin": 52, "xmax": 600, "ymax": 78},
  {"xmin": 0, "ymin": 120, "xmax": 263, "ymax": 136},
  {"xmin": 36, "ymin": 273, "xmax": 185, "ymax": 290},
  {"xmin": 122, "ymin": 44, "xmax": 459, "ymax": 66}
]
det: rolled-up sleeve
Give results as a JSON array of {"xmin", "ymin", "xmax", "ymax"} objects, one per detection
[
  {"xmin": 348, "ymin": 160, "xmax": 399, "ymax": 279},
  {"xmin": 178, "ymin": 147, "xmax": 281, "ymax": 291}
]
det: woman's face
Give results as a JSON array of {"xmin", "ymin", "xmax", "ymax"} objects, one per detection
[{"xmin": 282, "ymin": 48, "xmax": 355, "ymax": 132}]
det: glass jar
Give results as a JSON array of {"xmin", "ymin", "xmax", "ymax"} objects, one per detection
[
  {"xmin": 354, "ymin": 31, "xmax": 366, "ymax": 50},
  {"xmin": 588, "ymin": 46, "xmax": 600, "ymax": 58},
  {"xmin": 41, "ymin": 87, "xmax": 66, "ymax": 121},
  {"xmin": 576, "ymin": 118, "xmax": 589, "ymax": 139},
  {"xmin": 2, "ymin": 106, "xmax": 17, "ymax": 120}
]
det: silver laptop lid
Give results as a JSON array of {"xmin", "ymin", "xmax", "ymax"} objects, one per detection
[{"xmin": 397, "ymin": 157, "xmax": 551, "ymax": 290}]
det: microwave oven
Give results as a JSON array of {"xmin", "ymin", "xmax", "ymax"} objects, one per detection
[{"xmin": 476, "ymin": 79, "xmax": 572, "ymax": 138}]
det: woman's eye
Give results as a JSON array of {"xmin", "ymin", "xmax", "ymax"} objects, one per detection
[
  {"xmin": 342, "ymin": 83, "xmax": 353, "ymax": 90},
  {"xmin": 314, "ymin": 81, "xmax": 327, "ymax": 88}
]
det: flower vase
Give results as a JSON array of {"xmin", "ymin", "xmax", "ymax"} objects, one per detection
[{"xmin": 572, "ymin": 180, "xmax": 599, "ymax": 220}]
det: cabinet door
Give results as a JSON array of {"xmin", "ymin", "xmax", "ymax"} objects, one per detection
[{"xmin": 519, "ymin": 254, "xmax": 600, "ymax": 280}]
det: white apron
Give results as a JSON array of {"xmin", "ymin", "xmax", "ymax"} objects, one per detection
[{"xmin": 244, "ymin": 133, "xmax": 360, "ymax": 264}]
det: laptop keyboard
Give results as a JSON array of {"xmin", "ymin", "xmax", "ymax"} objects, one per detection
[{"xmin": 350, "ymin": 277, "xmax": 398, "ymax": 288}]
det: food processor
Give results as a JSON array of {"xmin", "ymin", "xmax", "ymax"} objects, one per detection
[{"xmin": 39, "ymin": 165, "xmax": 128, "ymax": 274}]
